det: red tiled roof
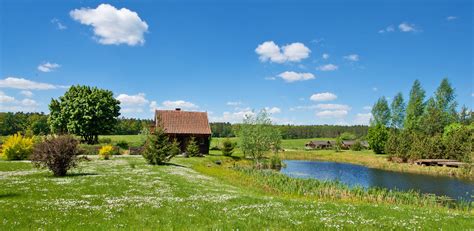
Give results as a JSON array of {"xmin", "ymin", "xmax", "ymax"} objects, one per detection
[{"xmin": 155, "ymin": 109, "xmax": 212, "ymax": 135}]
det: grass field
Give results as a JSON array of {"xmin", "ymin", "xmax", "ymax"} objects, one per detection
[{"xmin": 1, "ymin": 155, "xmax": 473, "ymax": 230}]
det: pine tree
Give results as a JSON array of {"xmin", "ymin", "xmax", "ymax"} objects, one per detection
[
  {"xmin": 371, "ymin": 97, "xmax": 391, "ymax": 126},
  {"xmin": 186, "ymin": 137, "xmax": 201, "ymax": 157},
  {"xmin": 434, "ymin": 78, "xmax": 457, "ymax": 127},
  {"xmin": 390, "ymin": 92, "xmax": 405, "ymax": 129},
  {"xmin": 404, "ymin": 80, "xmax": 426, "ymax": 131},
  {"xmin": 420, "ymin": 98, "xmax": 445, "ymax": 136},
  {"xmin": 142, "ymin": 126, "xmax": 179, "ymax": 165}
]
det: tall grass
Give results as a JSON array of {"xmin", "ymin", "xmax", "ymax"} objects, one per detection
[{"xmin": 232, "ymin": 166, "xmax": 472, "ymax": 211}]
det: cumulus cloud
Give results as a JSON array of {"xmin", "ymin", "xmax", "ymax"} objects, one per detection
[
  {"xmin": 316, "ymin": 110, "xmax": 348, "ymax": 118},
  {"xmin": 446, "ymin": 16, "xmax": 457, "ymax": 21},
  {"xmin": 70, "ymin": 4, "xmax": 149, "ymax": 46},
  {"xmin": 317, "ymin": 64, "xmax": 338, "ymax": 71},
  {"xmin": 255, "ymin": 41, "xmax": 310, "ymax": 63},
  {"xmin": 363, "ymin": 106, "xmax": 372, "ymax": 110},
  {"xmin": 38, "ymin": 62, "xmax": 60, "ymax": 72},
  {"xmin": 398, "ymin": 22, "xmax": 417, "ymax": 32},
  {"xmin": 20, "ymin": 90, "xmax": 34, "ymax": 97},
  {"xmin": 116, "ymin": 93, "xmax": 149, "ymax": 106},
  {"xmin": 322, "ymin": 53, "xmax": 330, "ymax": 59},
  {"xmin": 310, "ymin": 92, "xmax": 337, "ymax": 102},
  {"xmin": 0, "ymin": 91, "xmax": 15, "ymax": 103},
  {"xmin": 265, "ymin": 107, "xmax": 281, "ymax": 114},
  {"xmin": 315, "ymin": 104, "xmax": 351, "ymax": 111},
  {"xmin": 149, "ymin": 100, "xmax": 199, "ymax": 112},
  {"xmin": 277, "ymin": 71, "xmax": 315, "ymax": 82},
  {"xmin": 0, "ymin": 77, "xmax": 65, "ymax": 90},
  {"xmin": 354, "ymin": 113, "xmax": 372, "ymax": 125},
  {"xmin": 343, "ymin": 54, "xmax": 359, "ymax": 62},
  {"xmin": 210, "ymin": 108, "xmax": 255, "ymax": 123},
  {"xmin": 51, "ymin": 18, "xmax": 67, "ymax": 30},
  {"xmin": 0, "ymin": 91, "xmax": 39, "ymax": 112},
  {"xmin": 378, "ymin": 25, "xmax": 395, "ymax": 33}
]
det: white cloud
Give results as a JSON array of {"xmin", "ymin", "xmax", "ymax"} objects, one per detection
[
  {"xmin": 322, "ymin": 53, "xmax": 329, "ymax": 59},
  {"xmin": 310, "ymin": 92, "xmax": 337, "ymax": 102},
  {"xmin": 343, "ymin": 54, "xmax": 359, "ymax": 62},
  {"xmin": 378, "ymin": 25, "xmax": 395, "ymax": 33},
  {"xmin": 0, "ymin": 91, "xmax": 15, "ymax": 103},
  {"xmin": 210, "ymin": 109, "xmax": 255, "ymax": 123},
  {"xmin": 277, "ymin": 71, "xmax": 315, "ymax": 83},
  {"xmin": 20, "ymin": 99, "xmax": 38, "ymax": 106},
  {"xmin": 264, "ymin": 76, "xmax": 276, "ymax": 81},
  {"xmin": 227, "ymin": 101, "xmax": 242, "ymax": 106},
  {"xmin": 70, "ymin": 4, "xmax": 149, "ymax": 46},
  {"xmin": 116, "ymin": 93, "xmax": 149, "ymax": 106},
  {"xmin": 354, "ymin": 113, "xmax": 372, "ymax": 125},
  {"xmin": 163, "ymin": 100, "xmax": 198, "ymax": 109},
  {"xmin": 290, "ymin": 105, "xmax": 318, "ymax": 111},
  {"xmin": 398, "ymin": 22, "xmax": 417, "ymax": 32},
  {"xmin": 20, "ymin": 90, "xmax": 34, "ymax": 97},
  {"xmin": 316, "ymin": 110, "xmax": 348, "ymax": 118},
  {"xmin": 315, "ymin": 104, "xmax": 351, "ymax": 111},
  {"xmin": 51, "ymin": 18, "xmax": 67, "ymax": 30},
  {"xmin": 446, "ymin": 16, "xmax": 457, "ymax": 21},
  {"xmin": 317, "ymin": 64, "xmax": 338, "ymax": 71},
  {"xmin": 37, "ymin": 62, "xmax": 60, "ymax": 72},
  {"xmin": 265, "ymin": 107, "xmax": 281, "ymax": 114},
  {"xmin": 255, "ymin": 41, "xmax": 310, "ymax": 63},
  {"xmin": 372, "ymin": 87, "xmax": 378, "ymax": 92},
  {"xmin": 0, "ymin": 77, "xmax": 64, "ymax": 90},
  {"xmin": 363, "ymin": 106, "xmax": 372, "ymax": 110}
]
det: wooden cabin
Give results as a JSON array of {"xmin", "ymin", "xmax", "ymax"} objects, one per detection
[
  {"xmin": 155, "ymin": 108, "xmax": 212, "ymax": 154},
  {"xmin": 305, "ymin": 140, "xmax": 332, "ymax": 149}
]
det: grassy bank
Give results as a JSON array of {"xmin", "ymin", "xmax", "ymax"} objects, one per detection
[{"xmin": 1, "ymin": 156, "xmax": 473, "ymax": 230}]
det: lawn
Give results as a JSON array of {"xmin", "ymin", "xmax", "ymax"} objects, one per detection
[{"xmin": 1, "ymin": 155, "xmax": 472, "ymax": 230}]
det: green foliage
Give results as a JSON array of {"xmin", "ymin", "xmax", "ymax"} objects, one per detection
[
  {"xmin": 0, "ymin": 112, "xmax": 50, "ymax": 136},
  {"xmin": 31, "ymin": 135, "xmax": 82, "ymax": 176},
  {"xmin": 186, "ymin": 137, "xmax": 201, "ymax": 157},
  {"xmin": 1, "ymin": 133, "xmax": 34, "ymax": 160},
  {"xmin": 367, "ymin": 124, "xmax": 389, "ymax": 154},
  {"xmin": 390, "ymin": 93, "xmax": 405, "ymax": 129},
  {"xmin": 350, "ymin": 140, "xmax": 363, "ymax": 151},
  {"xmin": 420, "ymin": 98, "xmax": 445, "ymax": 136},
  {"xmin": 434, "ymin": 78, "xmax": 457, "ymax": 126},
  {"xmin": 142, "ymin": 126, "xmax": 179, "ymax": 165},
  {"xmin": 371, "ymin": 97, "xmax": 391, "ymax": 126},
  {"xmin": 115, "ymin": 140, "xmax": 129, "ymax": 150},
  {"xmin": 99, "ymin": 137, "xmax": 112, "ymax": 144},
  {"xmin": 334, "ymin": 137, "xmax": 343, "ymax": 152},
  {"xmin": 238, "ymin": 110, "xmax": 282, "ymax": 163},
  {"xmin": 221, "ymin": 138, "xmax": 235, "ymax": 156},
  {"xmin": 210, "ymin": 122, "xmax": 235, "ymax": 137},
  {"xmin": 404, "ymin": 80, "xmax": 426, "ymax": 131},
  {"xmin": 48, "ymin": 85, "xmax": 121, "ymax": 144},
  {"xmin": 339, "ymin": 132, "xmax": 356, "ymax": 140},
  {"xmin": 442, "ymin": 123, "xmax": 472, "ymax": 162},
  {"xmin": 458, "ymin": 105, "xmax": 473, "ymax": 125},
  {"xmin": 114, "ymin": 118, "xmax": 152, "ymax": 135}
]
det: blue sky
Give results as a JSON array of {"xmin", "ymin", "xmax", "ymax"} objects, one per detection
[{"xmin": 0, "ymin": 0, "xmax": 472, "ymax": 125}]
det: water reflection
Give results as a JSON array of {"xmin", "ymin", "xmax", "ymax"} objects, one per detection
[{"xmin": 281, "ymin": 160, "xmax": 474, "ymax": 201}]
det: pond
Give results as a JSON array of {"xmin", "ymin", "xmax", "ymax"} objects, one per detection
[{"xmin": 280, "ymin": 160, "xmax": 474, "ymax": 202}]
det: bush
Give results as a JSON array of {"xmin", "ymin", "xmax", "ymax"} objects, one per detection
[
  {"xmin": 1, "ymin": 133, "xmax": 34, "ymax": 160},
  {"xmin": 98, "ymin": 145, "xmax": 115, "ymax": 160},
  {"xmin": 142, "ymin": 127, "xmax": 179, "ymax": 165},
  {"xmin": 340, "ymin": 132, "xmax": 356, "ymax": 140},
  {"xmin": 334, "ymin": 137, "xmax": 343, "ymax": 152},
  {"xmin": 221, "ymin": 138, "xmax": 235, "ymax": 156},
  {"xmin": 443, "ymin": 123, "xmax": 472, "ymax": 162},
  {"xmin": 99, "ymin": 137, "xmax": 112, "ymax": 144},
  {"xmin": 367, "ymin": 124, "xmax": 389, "ymax": 154},
  {"xmin": 186, "ymin": 137, "xmax": 201, "ymax": 157},
  {"xmin": 350, "ymin": 140, "xmax": 363, "ymax": 151},
  {"xmin": 31, "ymin": 135, "xmax": 82, "ymax": 176},
  {"xmin": 115, "ymin": 140, "xmax": 129, "ymax": 150}
]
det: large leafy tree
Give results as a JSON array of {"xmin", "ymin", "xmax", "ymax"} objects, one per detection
[
  {"xmin": 390, "ymin": 92, "xmax": 405, "ymax": 129},
  {"xmin": 371, "ymin": 97, "xmax": 391, "ymax": 126},
  {"xmin": 404, "ymin": 80, "xmax": 426, "ymax": 131},
  {"xmin": 367, "ymin": 123, "xmax": 389, "ymax": 154},
  {"xmin": 48, "ymin": 85, "xmax": 121, "ymax": 144}
]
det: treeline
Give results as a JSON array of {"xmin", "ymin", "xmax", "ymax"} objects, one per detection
[
  {"xmin": 210, "ymin": 122, "xmax": 368, "ymax": 139},
  {"xmin": 367, "ymin": 78, "xmax": 473, "ymax": 164},
  {"xmin": 0, "ymin": 112, "xmax": 152, "ymax": 136}
]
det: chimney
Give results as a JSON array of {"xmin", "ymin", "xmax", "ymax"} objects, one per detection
[{"xmin": 175, "ymin": 108, "xmax": 181, "ymax": 111}]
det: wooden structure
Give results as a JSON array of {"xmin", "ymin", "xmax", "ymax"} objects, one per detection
[
  {"xmin": 155, "ymin": 108, "xmax": 212, "ymax": 154},
  {"xmin": 305, "ymin": 140, "xmax": 332, "ymax": 149},
  {"xmin": 414, "ymin": 159, "xmax": 467, "ymax": 168}
]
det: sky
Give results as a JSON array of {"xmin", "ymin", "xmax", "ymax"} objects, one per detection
[{"xmin": 0, "ymin": 0, "xmax": 473, "ymax": 125}]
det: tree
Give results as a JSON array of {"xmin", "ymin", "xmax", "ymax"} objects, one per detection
[
  {"xmin": 339, "ymin": 132, "xmax": 356, "ymax": 140},
  {"xmin": 238, "ymin": 110, "xmax": 281, "ymax": 163},
  {"xmin": 435, "ymin": 78, "xmax": 457, "ymax": 126},
  {"xmin": 420, "ymin": 98, "xmax": 444, "ymax": 136},
  {"xmin": 404, "ymin": 80, "xmax": 426, "ymax": 131},
  {"xmin": 371, "ymin": 97, "xmax": 391, "ymax": 126},
  {"xmin": 142, "ymin": 126, "xmax": 179, "ymax": 165},
  {"xmin": 334, "ymin": 137, "xmax": 343, "ymax": 152},
  {"xmin": 48, "ymin": 85, "xmax": 121, "ymax": 144},
  {"xmin": 458, "ymin": 105, "xmax": 473, "ymax": 125},
  {"xmin": 367, "ymin": 123, "xmax": 389, "ymax": 154},
  {"xmin": 186, "ymin": 137, "xmax": 200, "ymax": 157},
  {"xmin": 221, "ymin": 138, "xmax": 235, "ymax": 156},
  {"xmin": 390, "ymin": 92, "xmax": 405, "ymax": 129}
]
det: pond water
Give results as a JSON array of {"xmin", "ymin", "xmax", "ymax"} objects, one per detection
[{"xmin": 281, "ymin": 160, "xmax": 474, "ymax": 201}]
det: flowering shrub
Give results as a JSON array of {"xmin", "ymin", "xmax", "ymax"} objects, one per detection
[
  {"xmin": 99, "ymin": 145, "xmax": 115, "ymax": 160},
  {"xmin": 31, "ymin": 135, "xmax": 82, "ymax": 176},
  {"xmin": 1, "ymin": 133, "xmax": 34, "ymax": 160}
]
